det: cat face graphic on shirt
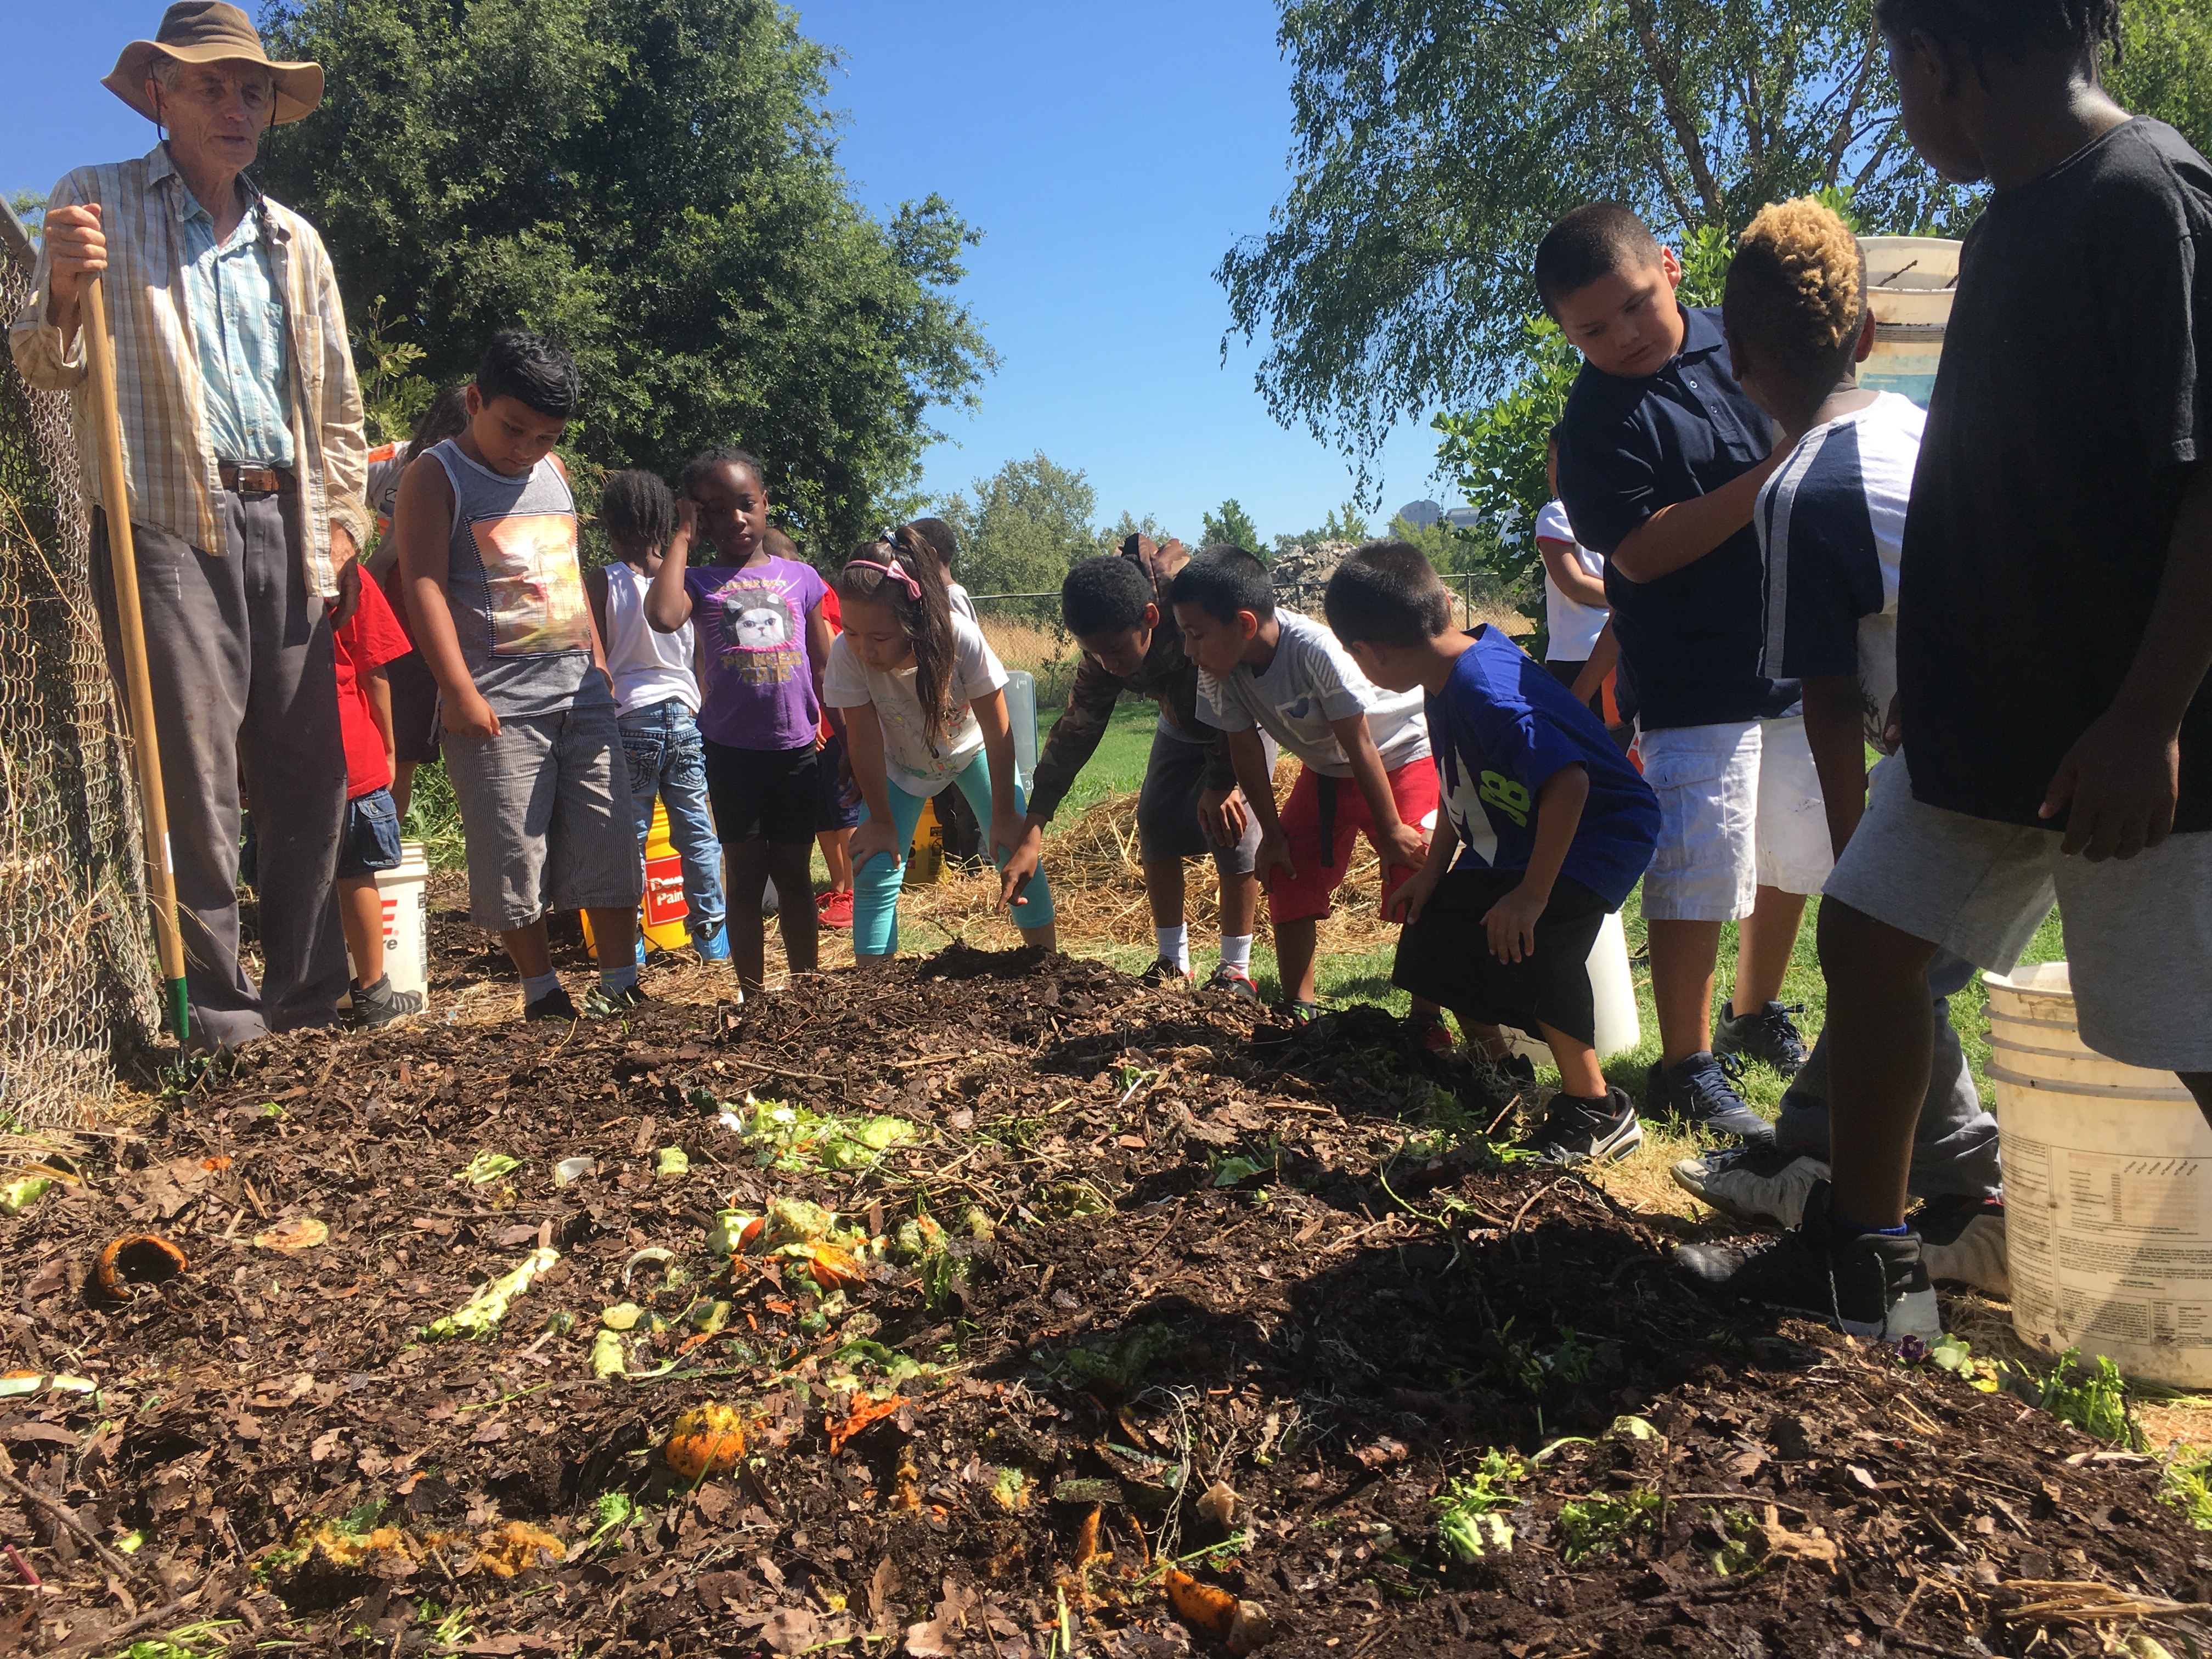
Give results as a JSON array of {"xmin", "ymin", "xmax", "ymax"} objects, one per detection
[
  {"xmin": 735, "ymin": 606, "xmax": 786, "ymax": 648},
  {"xmin": 707, "ymin": 578, "xmax": 804, "ymax": 686}
]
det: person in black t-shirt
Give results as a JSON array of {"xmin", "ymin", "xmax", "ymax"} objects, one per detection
[{"xmin": 1686, "ymin": 0, "xmax": 2212, "ymax": 1344}]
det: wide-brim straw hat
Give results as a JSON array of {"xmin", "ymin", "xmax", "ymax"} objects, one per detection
[{"xmin": 104, "ymin": 2, "xmax": 324, "ymax": 126}]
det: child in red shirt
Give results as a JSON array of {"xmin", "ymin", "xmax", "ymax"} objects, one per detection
[{"xmin": 334, "ymin": 577, "xmax": 425, "ymax": 1026}]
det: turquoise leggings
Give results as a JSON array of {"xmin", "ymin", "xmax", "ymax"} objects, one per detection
[{"xmin": 853, "ymin": 749, "xmax": 1056, "ymax": 957}]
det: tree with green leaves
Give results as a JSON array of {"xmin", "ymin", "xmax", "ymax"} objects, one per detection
[
  {"xmin": 1102, "ymin": 509, "xmax": 1178, "ymax": 550},
  {"xmin": 1200, "ymin": 499, "xmax": 1263, "ymax": 551},
  {"xmin": 256, "ymin": 0, "xmax": 994, "ymax": 552},
  {"xmin": 937, "ymin": 453, "xmax": 1101, "ymax": 621},
  {"xmin": 1218, "ymin": 0, "xmax": 1951, "ymax": 460},
  {"xmin": 1222, "ymin": 0, "xmax": 2212, "ymax": 466}
]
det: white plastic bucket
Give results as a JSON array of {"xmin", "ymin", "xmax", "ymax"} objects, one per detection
[
  {"xmin": 1983, "ymin": 961, "xmax": 2210, "ymax": 1387},
  {"xmin": 1858, "ymin": 235, "xmax": 1960, "ymax": 410},
  {"xmin": 345, "ymin": 840, "xmax": 430, "ymax": 1001},
  {"xmin": 1506, "ymin": 909, "xmax": 1641, "ymax": 1063}
]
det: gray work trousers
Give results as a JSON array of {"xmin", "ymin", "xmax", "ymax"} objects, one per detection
[
  {"xmin": 92, "ymin": 492, "xmax": 349, "ymax": 1048},
  {"xmin": 1774, "ymin": 948, "xmax": 2004, "ymax": 1201}
]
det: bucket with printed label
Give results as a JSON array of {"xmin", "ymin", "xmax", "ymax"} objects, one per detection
[
  {"xmin": 1984, "ymin": 961, "xmax": 2211, "ymax": 1387},
  {"xmin": 583, "ymin": 799, "xmax": 693, "ymax": 959},
  {"xmin": 343, "ymin": 839, "xmax": 429, "ymax": 1000}
]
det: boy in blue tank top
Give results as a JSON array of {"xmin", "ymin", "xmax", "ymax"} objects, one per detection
[
  {"xmin": 390, "ymin": 330, "xmax": 644, "ymax": 1020},
  {"xmin": 1324, "ymin": 544, "xmax": 1660, "ymax": 1166}
]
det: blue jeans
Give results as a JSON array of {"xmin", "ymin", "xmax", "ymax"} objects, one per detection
[
  {"xmin": 619, "ymin": 699, "xmax": 726, "ymax": 939},
  {"xmin": 853, "ymin": 749, "xmax": 1055, "ymax": 957}
]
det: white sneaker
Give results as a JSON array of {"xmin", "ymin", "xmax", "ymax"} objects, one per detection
[
  {"xmin": 1671, "ymin": 1146, "xmax": 1830, "ymax": 1230},
  {"xmin": 1916, "ymin": 1199, "xmax": 2010, "ymax": 1299}
]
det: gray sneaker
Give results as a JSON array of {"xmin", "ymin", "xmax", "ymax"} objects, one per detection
[
  {"xmin": 1914, "ymin": 1196, "xmax": 2010, "ymax": 1299},
  {"xmin": 350, "ymin": 974, "xmax": 424, "ymax": 1029},
  {"xmin": 1671, "ymin": 1144, "xmax": 1829, "ymax": 1229}
]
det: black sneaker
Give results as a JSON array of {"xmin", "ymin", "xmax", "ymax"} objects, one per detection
[
  {"xmin": 1675, "ymin": 1181, "xmax": 1942, "ymax": 1342},
  {"xmin": 1715, "ymin": 1000, "xmax": 1810, "ymax": 1078},
  {"xmin": 350, "ymin": 974, "xmax": 424, "ymax": 1029},
  {"xmin": 524, "ymin": 984, "xmax": 579, "ymax": 1022},
  {"xmin": 1522, "ymin": 1087, "xmax": 1643, "ymax": 1166},
  {"xmin": 1644, "ymin": 1052, "xmax": 1774, "ymax": 1144},
  {"xmin": 1911, "ymin": 1194, "xmax": 2009, "ymax": 1298},
  {"xmin": 1139, "ymin": 957, "xmax": 1194, "ymax": 988},
  {"xmin": 585, "ymin": 981, "xmax": 648, "ymax": 1018},
  {"xmin": 1280, "ymin": 998, "xmax": 1322, "ymax": 1024}
]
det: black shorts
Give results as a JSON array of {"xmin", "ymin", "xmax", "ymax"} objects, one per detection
[
  {"xmin": 704, "ymin": 740, "xmax": 819, "ymax": 845},
  {"xmin": 387, "ymin": 650, "xmax": 442, "ymax": 765},
  {"xmin": 1392, "ymin": 868, "xmax": 1610, "ymax": 1046}
]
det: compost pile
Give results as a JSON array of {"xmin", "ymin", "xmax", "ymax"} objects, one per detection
[{"xmin": 5, "ymin": 940, "xmax": 2210, "ymax": 1659}]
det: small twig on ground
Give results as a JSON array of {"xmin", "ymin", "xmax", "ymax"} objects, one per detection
[{"xmin": 0, "ymin": 1467, "xmax": 146, "ymax": 1582}]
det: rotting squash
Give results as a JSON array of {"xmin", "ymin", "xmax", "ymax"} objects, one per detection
[{"xmin": 662, "ymin": 1401, "xmax": 748, "ymax": 1482}]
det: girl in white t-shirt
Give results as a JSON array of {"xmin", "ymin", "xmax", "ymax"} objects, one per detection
[{"xmin": 826, "ymin": 526, "xmax": 1057, "ymax": 958}]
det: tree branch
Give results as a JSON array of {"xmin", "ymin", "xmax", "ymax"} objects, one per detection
[
  {"xmin": 1624, "ymin": 0, "xmax": 1725, "ymax": 223},
  {"xmin": 1826, "ymin": 36, "xmax": 1888, "ymax": 188}
]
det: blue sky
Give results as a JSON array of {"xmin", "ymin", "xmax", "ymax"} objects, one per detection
[{"xmin": 4, "ymin": 2, "xmax": 1460, "ymax": 543}]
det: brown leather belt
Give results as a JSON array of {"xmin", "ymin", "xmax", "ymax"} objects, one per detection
[{"xmin": 218, "ymin": 462, "xmax": 296, "ymax": 495}]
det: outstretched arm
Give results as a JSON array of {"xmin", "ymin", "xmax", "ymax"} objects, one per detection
[
  {"xmin": 1329, "ymin": 712, "xmax": 1425, "ymax": 874},
  {"xmin": 1610, "ymin": 453, "xmax": 1786, "ymax": 584}
]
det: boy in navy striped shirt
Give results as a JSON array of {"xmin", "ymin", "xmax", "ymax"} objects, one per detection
[{"xmin": 1671, "ymin": 199, "xmax": 2005, "ymax": 1307}]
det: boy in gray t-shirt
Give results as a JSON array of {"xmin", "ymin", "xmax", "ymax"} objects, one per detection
[
  {"xmin": 391, "ymin": 331, "xmax": 643, "ymax": 1021},
  {"xmin": 1169, "ymin": 545, "xmax": 1441, "ymax": 1029}
]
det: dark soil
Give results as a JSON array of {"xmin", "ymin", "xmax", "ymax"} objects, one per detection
[{"xmin": 5, "ymin": 910, "xmax": 2209, "ymax": 1658}]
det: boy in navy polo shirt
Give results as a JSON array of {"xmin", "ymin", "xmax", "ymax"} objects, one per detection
[
  {"xmin": 1326, "ymin": 544, "xmax": 1661, "ymax": 1164},
  {"xmin": 1544, "ymin": 204, "xmax": 1830, "ymax": 1144}
]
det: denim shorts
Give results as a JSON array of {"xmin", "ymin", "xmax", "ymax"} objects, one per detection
[{"xmin": 338, "ymin": 787, "xmax": 404, "ymax": 881}]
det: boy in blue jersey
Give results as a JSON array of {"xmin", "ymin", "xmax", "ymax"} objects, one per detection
[
  {"xmin": 1669, "ymin": 198, "xmax": 2006, "ymax": 1302},
  {"xmin": 1325, "ymin": 544, "xmax": 1661, "ymax": 1165}
]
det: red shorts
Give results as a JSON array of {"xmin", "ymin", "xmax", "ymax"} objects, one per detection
[{"xmin": 1267, "ymin": 760, "xmax": 1440, "ymax": 925}]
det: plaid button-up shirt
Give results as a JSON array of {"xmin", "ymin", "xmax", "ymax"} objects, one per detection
[{"xmin": 8, "ymin": 144, "xmax": 369, "ymax": 599}]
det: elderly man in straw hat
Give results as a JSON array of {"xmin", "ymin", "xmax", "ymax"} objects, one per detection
[{"xmin": 8, "ymin": 2, "xmax": 369, "ymax": 1049}]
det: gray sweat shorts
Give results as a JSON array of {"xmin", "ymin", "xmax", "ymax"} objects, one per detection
[
  {"xmin": 1137, "ymin": 723, "xmax": 1270, "ymax": 873},
  {"xmin": 1825, "ymin": 751, "xmax": 2212, "ymax": 1073},
  {"xmin": 443, "ymin": 704, "xmax": 644, "ymax": 932}
]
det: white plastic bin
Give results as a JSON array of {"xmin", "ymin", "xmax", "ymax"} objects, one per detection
[
  {"xmin": 1859, "ymin": 235, "xmax": 1960, "ymax": 410},
  {"xmin": 1984, "ymin": 961, "xmax": 2210, "ymax": 1387},
  {"xmin": 343, "ymin": 839, "xmax": 430, "ymax": 1000}
]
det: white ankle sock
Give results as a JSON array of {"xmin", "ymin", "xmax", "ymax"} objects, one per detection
[
  {"xmin": 1155, "ymin": 924, "xmax": 1190, "ymax": 973},
  {"xmin": 1218, "ymin": 933, "xmax": 1253, "ymax": 972},
  {"xmin": 522, "ymin": 970, "xmax": 561, "ymax": 1002}
]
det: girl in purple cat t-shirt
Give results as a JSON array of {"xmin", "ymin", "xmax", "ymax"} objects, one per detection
[{"xmin": 645, "ymin": 446, "xmax": 833, "ymax": 994}]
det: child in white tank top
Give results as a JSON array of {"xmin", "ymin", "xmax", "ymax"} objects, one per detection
[{"xmin": 586, "ymin": 471, "xmax": 730, "ymax": 964}]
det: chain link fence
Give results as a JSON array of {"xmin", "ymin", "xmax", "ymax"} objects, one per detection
[{"xmin": 0, "ymin": 205, "xmax": 159, "ymax": 1127}]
